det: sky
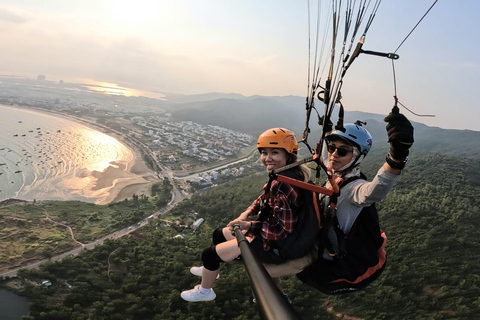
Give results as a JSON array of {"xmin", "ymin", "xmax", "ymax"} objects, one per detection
[{"xmin": 0, "ymin": 0, "xmax": 478, "ymax": 131}]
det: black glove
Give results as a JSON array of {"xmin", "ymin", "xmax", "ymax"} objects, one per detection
[{"xmin": 384, "ymin": 107, "xmax": 414, "ymax": 161}]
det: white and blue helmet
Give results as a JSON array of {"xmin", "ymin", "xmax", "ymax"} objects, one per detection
[
  {"xmin": 323, "ymin": 122, "xmax": 373, "ymax": 172},
  {"xmin": 326, "ymin": 123, "xmax": 373, "ymax": 156}
]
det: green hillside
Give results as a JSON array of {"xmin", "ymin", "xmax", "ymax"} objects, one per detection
[
  {"xmin": 6, "ymin": 151, "xmax": 480, "ymax": 319},
  {"xmin": 168, "ymin": 97, "xmax": 307, "ymax": 138}
]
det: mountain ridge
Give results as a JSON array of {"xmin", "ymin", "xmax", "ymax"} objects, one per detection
[{"xmin": 164, "ymin": 95, "xmax": 480, "ymax": 159}]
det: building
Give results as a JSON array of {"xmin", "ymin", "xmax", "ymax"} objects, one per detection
[
  {"xmin": 41, "ymin": 280, "xmax": 52, "ymax": 287},
  {"xmin": 193, "ymin": 218, "xmax": 205, "ymax": 230}
]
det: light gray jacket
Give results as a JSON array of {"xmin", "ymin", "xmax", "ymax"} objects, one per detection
[{"xmin": 322, "ymin": 166, "xmax": 398, "ymax": 260}]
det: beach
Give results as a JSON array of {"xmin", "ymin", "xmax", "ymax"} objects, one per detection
[
  {"xmin": 62, "ymin": 115, "xmax": 159, "ymax": 205},
  {"xmin": 0, "ymin": 105, "xmax": 159, "ymax": 204},
  {"xmin": 95, "ymin": 153, "xmax": 158, "ymax": 204}
]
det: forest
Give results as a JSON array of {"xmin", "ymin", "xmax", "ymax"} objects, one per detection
[
  {"xmin": 0, "ymin": 179, "xmax": 173, "ymax": 273},
  {"xmin": 1, "ymin": 151, "xmax": 480, "ymax": 319}
]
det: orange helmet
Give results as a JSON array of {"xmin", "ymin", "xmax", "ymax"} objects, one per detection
[{"xmin": 257, "ymin": 128, "xmax": 298, "ymax": 154}]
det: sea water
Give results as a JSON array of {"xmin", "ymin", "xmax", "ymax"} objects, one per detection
[
  {"xmin": 0, "ymin": 105, "xmax": 135, "ymax": 203},
  {"xmin": 0, "ymin": 288, "xmax": 30, "ymax": 320}
]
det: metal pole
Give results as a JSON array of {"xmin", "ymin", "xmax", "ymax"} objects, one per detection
[{"xmin": 233, "ymin": 226, "xmax": 301, "ymax": 320}]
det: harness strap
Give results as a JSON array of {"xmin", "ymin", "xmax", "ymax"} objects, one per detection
[
  {"xmin": 321, "ymin": 174, "xmax": 366, "ymax": 259},
  {"xmin": 312, "ymin": 191, "xmax": 322, "ymax": 229},
  {"xmin": 276, "ymin": 175, "xmax": 333, "ymax": 196},
  {"xmin": 258, "ymin": 176, "xmax": 275, "ymax": 221}
]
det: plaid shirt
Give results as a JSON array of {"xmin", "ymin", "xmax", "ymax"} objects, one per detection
[{"xmin": 247, "ymin": 179, "xmax": 301, "ymax": 251}]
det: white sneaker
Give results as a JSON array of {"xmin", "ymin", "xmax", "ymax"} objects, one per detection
[
  {"xmin": 190, "ymin": 266, "xmax": 219, "ymax": 279},
  {"xmin": 181, "ymin": 285, "xmax": 216, "ymax": 302}
]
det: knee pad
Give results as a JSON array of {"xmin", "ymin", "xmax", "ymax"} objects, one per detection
[
  {"xmin": 212, "ymin": 227, "xmax": 227, "ymax": 245},
  {"xmin": 202, "ymin": 246, "xmax": 223, "ymax": 271}
]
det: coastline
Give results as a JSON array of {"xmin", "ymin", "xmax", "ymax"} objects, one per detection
[
  {"xmin": 3, "ymin": 104, "xmax": 159, "ymax": 205},
  {"xmin": 93, "ymin": 153, "xmax": 158, "ymax": 205},
  {"xmin": 50, "ymin": 111, "xmax": 159, "ymax": 205}
]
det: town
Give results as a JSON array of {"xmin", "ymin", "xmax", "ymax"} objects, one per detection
[{"xmin": 0, "ymin": 75, "xmax": 260, "ymax": 189}]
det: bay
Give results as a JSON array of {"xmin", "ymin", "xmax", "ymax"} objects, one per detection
[{"xmin": 0, "ymin": 105, "xmax": 137, "ymax": 204}]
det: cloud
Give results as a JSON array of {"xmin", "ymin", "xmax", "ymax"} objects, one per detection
[{"xmin": 0, "ymin": 7, "xmax": 28, "ymax": 24}]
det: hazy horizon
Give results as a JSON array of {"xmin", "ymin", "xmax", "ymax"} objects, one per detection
[
  {"xmin": 2, "ymin": 73, "xmax": 479, "ymax": 134},
  {"xmin": 1, "ymin": 1, "xmax": 478, "ymax": 131}
]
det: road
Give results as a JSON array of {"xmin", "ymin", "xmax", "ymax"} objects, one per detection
[
  {"xmin": 0, "ymin": 113, "xmax": 189, "ymax": 278},
  {"xmin": 44, "ymin": 110, "xmax": 189, "ymax": 204},
  {"xmin": 0, "ymin": 154, "xmax": 251, "ymax": 278},
  {"xmin": 173, "ymin": 156, "xmax": 252, "ymax": 180},
  {"xmin": 0, "ymin": 112, "xmax": 252, "ymax": 278},
  {"xmin": 0, "ymin": 193, "xmax": 178, "ymax": 278}
]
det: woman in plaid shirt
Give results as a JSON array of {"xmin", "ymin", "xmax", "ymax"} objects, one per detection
[{"xmin": 181, "ymin": 128, "xmax": 310, "ymax": 302}]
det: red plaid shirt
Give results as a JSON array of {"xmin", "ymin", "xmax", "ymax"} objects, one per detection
[{"xmin": 247, "ymin": 179, "xmax": 301, "ymax": 251}]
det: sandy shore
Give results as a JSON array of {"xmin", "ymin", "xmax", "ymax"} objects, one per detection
[
  {"xmin": 56, "ymin": 112, "xmax": 160, "ymax": 204},
  {"xmin": 12, "ymin": 105, "xmax": 160, "ymax": 205},
  {"xmin": 95, "ymin": 153, "xmax": 159, "ymax": 204},
  {"xmin": 87, "ymin": 142, "xmax": 159, "ymax": 205}
]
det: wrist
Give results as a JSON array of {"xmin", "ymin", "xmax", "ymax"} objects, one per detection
[
  {"xmin": 386, "ymin": 153, "xmax": 408, "ymax": 170},
  {"xmin": 241, "ymin": 210, "xmax": 250, "ymax": 219}
]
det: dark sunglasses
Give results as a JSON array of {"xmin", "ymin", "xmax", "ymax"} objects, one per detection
[{"xmin": 327, "ymin": 145, "xmax": 352, "ymax": 157}]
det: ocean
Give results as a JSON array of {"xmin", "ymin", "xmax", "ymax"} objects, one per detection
[
  {"xmin": 0, "ymin": 105, "xmax": 136, "ymax": 203},
  {"xmin": 0, "ymin": 288, "xmax": 30, "ymax": 320}
]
